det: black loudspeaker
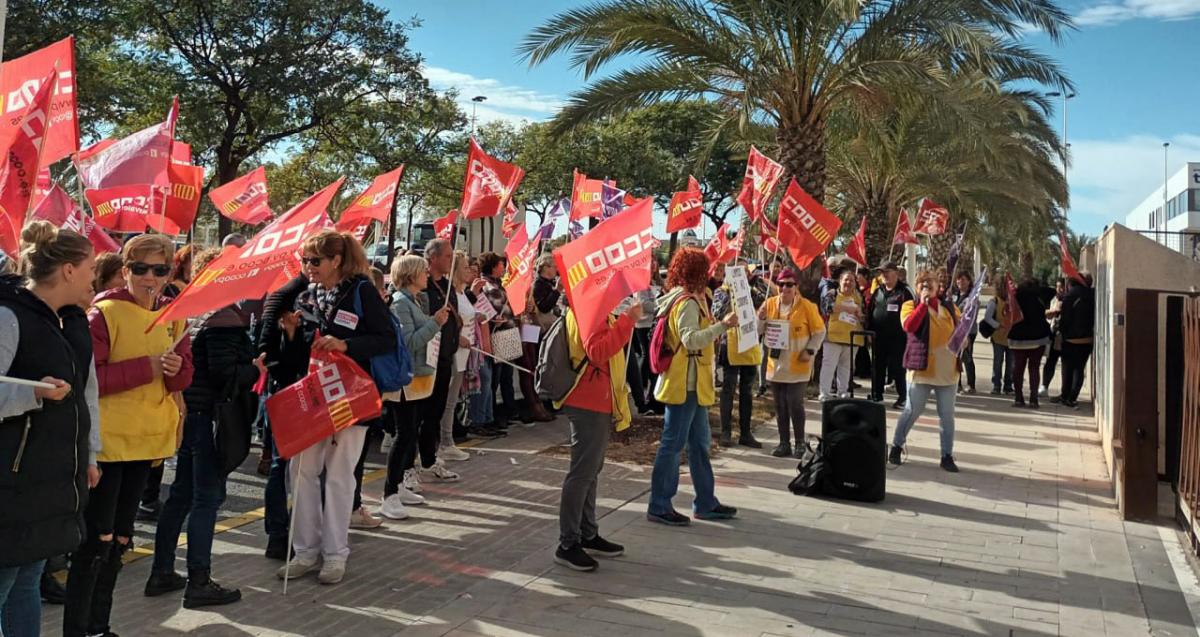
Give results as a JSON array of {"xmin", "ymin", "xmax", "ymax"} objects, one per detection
[{"xmin": 820, "ymin": 398, "xmax": 887, "ymax": 502}]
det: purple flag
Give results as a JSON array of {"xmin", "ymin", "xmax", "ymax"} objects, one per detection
[
  {"xmin": 568, "ymin": 219, "xmax": 585, "ymax": 240},
  {"xmin": 948, "ymin": 267, "xmax": 986, "ymax": 355},
  {"xmin": 600, "ymin": 182, "xmax": 625, "ymax": 219},
  {"xmin": 945, "ymin": 221, "xmax": 967, "ymax": 276},
  {"xmin": 547, "ymin": 197, "xmax": 568, "ymax": 220}
]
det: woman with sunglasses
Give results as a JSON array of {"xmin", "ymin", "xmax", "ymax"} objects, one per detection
[
  {"xmin": 647, "ymin": 248, "xmax": 739, "ymax": 527},
  {"xmin": 275, "ymin": 231, "xmax": 396, "ymax": 586},
  {"xmin": 759, "ymin": 267, "xmax": 826, "ymax": 458},
  {"xmin": 69, "ymin": 235, "xmax": 194, "ymax": 637},
  {"xmin": 889, "ymin": 270, "xmax": 962, "ymax": 472}
]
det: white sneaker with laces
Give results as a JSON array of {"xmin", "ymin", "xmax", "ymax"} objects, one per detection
[
  {"xmin": 276, "ymin": 556, "xmax": 320, "ymax": 580},
  {"xmin": 397, "ymin": 486, "xmax": 425, "ymax": 505},
  {"xmin": 380, "ymin": 432, "xmax": 395, "ymax": 454},
  {"xmin": 439, "ymin": 444, "xmax": 470, "ymax": 462},
  {"xmin": 378, "ymin": 494, "xmax": 410, "ymax": 520},
  {"xmin": 402, "ymin": 468, "xmax": 422, "ymax": 494},
  {"xmin": 317, "ymin": 560, "xmax": 346, "ymax": 585},
  {"xmin": 349, "ymin": 506, "xmax": 383, "ymax": 529},
  {"xmin": 420, "ymin": 458, "xmax": 461, "ymax": 482}
]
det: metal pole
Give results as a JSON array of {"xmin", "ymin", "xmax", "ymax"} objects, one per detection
[
  {"xmin": 385, "ymin": 183, "xmax": 400, "ymax": 268},
  {"xmin": 1164, "ymin": 142, "xmax": 1170, "ymax": 238}
]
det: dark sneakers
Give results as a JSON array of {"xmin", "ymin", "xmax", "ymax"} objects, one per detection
[
  {"xmin": 646, "ymin": 510, "xmax": 691, "ymax": 526},
  {"xmin": 738, "ymin": 434, "xmax": 763, "ymax": 449},
  {"xmin": 264, "ymin": 536, "xmax": 290, "ymax": 561},
  {"xmin": 144, "ymin": 570, "xmax": 187, "ymax": 597},
  {"xmin": 695, "ymin": 504, "xmax": 738, "ymax": 521},
  {"xmin": 554, "ymin": 544, "xmax": 598, "ymax": 572},
  {"xmin": 581, "ymin": 535, "xmax": 625, "ymax": 557},
  {"xmin": 888, "ymin": 446, "xmax": 903, "ymax": 465},
  {"xmin": 184, "ymin": 571, "xmax": 242, "ymax": 609},
  {"xmin": 941, "ymin": 455, "xmax": 960, "ymax": 473},
  {"xmin": 771, "ymin": 444, "xmax": 792, "ymax": 458}
]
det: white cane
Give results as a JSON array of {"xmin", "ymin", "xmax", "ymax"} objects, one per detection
[{"xmin": 282, "ymin": 451, "xmax": 302, "ymax": 595}]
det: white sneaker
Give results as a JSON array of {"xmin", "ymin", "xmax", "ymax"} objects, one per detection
[
  {"xmin": 317, "ymin": 560, "xmax": 345, "ymax": 585},
  {"xmin": 349, "ymin": 506, "xmax": 383, "ymax": 529},
  {"xmin": 420, "ymin": 458, "xmax": 461, "ymax": 482},
  {"xmin": 397, "ymin": 487, "xmax": 425, "ymax": 505},
  {"xmin": 276, "ymin": 556, "xmax": 320, "ymax": 580},
  {"xmin": 439, "ymin": 445, "xmax": 470, "ymax": 462},
  {"xmin": 1038, "ymin": 387, "xmax": 1049, "ymax": 398},
  {"xmin": 378, "ymin": 494, "xmax": 410, "ymax": 520},
  {"xmin": 380, "ymin": 432, "xmax": 395, "ymax": 454},
  {"xmin": 403, "ymin": 468, "xmax": 423, "ymax": 494}
]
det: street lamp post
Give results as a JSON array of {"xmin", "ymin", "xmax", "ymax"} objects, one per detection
[
  {"xmin": 1164, "ymin": 142, "xmax": 1171, "ymax": 235},
  {"xmin": 470, "ymin": 95, "xmax": 487, "ymax": 136},
  {"xmin": 1046, "ymin": 91, "xmax": 1076, "ymax": 215}
]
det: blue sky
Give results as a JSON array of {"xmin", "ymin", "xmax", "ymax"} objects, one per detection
[{"xmin": 387, "ymin": 0, "xmax": 1200, "ymax": 239}]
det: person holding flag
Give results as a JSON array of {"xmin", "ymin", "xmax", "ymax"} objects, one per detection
[
  {"xmin": 274, "ymin": 231, "xmax": 395, "ymax": 585},
  {"xmin": 647, "ymin": 248, "xmax": 740, "ymax": 527},
  {"xmin": 69, "ymin": 235, "xmax": 194, "ymax": 637},
  {"xmin": 888, "ymin": 270, "xmax": 963, "ymax": 473}
]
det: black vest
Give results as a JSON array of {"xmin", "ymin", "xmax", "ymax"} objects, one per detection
[{"xmin": 0, "ymin": 275, "xmax": 92, "ymax": 567}]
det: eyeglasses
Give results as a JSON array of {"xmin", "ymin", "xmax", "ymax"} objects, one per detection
[
  {"xmin": 127, "ymin": 262, "xmax": 171, "ymax": 277},
  {"xmin": 778, "ymin": 282, "xmax": 796, "ymax": 288},
  {"xmin": 300, "ymin": 256, "xmax": 326, "ymax": 267}
]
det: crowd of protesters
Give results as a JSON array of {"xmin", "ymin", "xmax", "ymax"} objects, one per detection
[{"xmin": 0, "ymin": 216, "xmax": 1100, "ymax": 633}]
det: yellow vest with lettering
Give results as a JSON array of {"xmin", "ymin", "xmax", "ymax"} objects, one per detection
[
  {"xmin": 763, "ymin": 295, "xmax": 823, "ymax": 378},
  {"xmin": 654, "ymin": 296, "xmax": 716, "ymax": 406},
  {"xmin": 96, "ymin": 299, "xmax": 185, "ymax": 462}
]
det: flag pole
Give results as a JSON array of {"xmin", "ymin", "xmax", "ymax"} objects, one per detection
[
  {"xmin": 386, "ymin": 183, "xmax": 400, "ymax": 269},
  {"xmin": 282, "ymin": 451, "xmax": 301, "ymax": 595}
]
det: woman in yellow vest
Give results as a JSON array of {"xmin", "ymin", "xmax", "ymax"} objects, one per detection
[
  {"xmin": 889, "ymin": 270, "xmax": 962, "ymax": 472},
  {"xmin": 759, "ymin": 267, "xmax": 825, "ymax": 458},
  {"xmin": 714, "ymin": 263, "xmax": 762, "ymax": 449},
  {"xmin": 647, "ymin": 248, "xmax": 738, "ymax": 527},
  {"xmin": 819, "ymin": 270, "xmax": 864, "ymax": 401},
  {"xmin": 71, "ymin": 235, "xmax": 192, "ymax": 637}
]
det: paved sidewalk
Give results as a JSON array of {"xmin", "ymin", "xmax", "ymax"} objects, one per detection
[{"xmin": 42, "ymin": 343, "xmax": 1198, "ymax": 636}]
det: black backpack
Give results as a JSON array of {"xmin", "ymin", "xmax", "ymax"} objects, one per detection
[{"xmin": 787, "ymin": 438, "xmax": 827, "ymax": 496}]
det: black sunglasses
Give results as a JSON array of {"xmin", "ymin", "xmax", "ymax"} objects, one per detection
[
  {"xmin": 300, "ymin": 256, "xmax": 326, "ymax": 267},
  {"xmin": 778, "ymin": 281, "xmax": 796, "ymax": 288},
  {"xmin": 127, "ymin": 262, "xmax": 171, "ymax": 277}
]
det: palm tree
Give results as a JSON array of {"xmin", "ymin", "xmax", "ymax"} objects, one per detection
[{"xmin": 520, "ymin": 0, "xmax": 1073, "ymax": 209}]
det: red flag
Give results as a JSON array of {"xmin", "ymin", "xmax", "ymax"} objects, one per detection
[
  {"xmin": 735, "ymin": 146, "xmax": 783, "ymax": 224},
  {"xmin": 570, "ymin": 169, "xmax": 606, "ymax": 221},
  {"xmin": 1004, "ymin": 273, "xmax": 1023, "ymax": 326},
  {"xmin": 0, "ymin": 37, "xmax": 78, "ymax": 164},
  {"xmin": 846, "ymin": 217, "xmax": 867, "ymax": 265},
  {"xmin": 554, "ymin": 197, "xmax": 654, "ymax": 343},
  {"xmin": 149, "ymin": 161, "xmax": 204, "ymax": 234},
  {"xmin": 776, "ymin": 179, "xmax": 842, "ymax": 269},
  {"xmin": 339, "ymin": 166, "xmax": 403, "ymax": 226},
  {"xmin": 0, "ymin": 70, "xmax": 57, "ymax": 255},
  {"xmin": 267, "ymin": 350, "xmax": 382, "ymax": 459},
  {"xmin": 501, "ymin": 225, "xmax": 542, "ymax": 316},
  {"xmin": 501, "ymin": 199, "xmax": 522, "ymax": 238},
  {"xmin": 433, "ymin": 209, "xmax": 457, "ymax": 240},
  {"xmin": 208, "ymin": 166, "xmax": 273, "ymax": 225},
  {"xmin": 0, "ymin": 215, "xmax": 17, "ymax": 260},
  {"xmin": 67, "ymin": 208, "xmax": 121, "ymax": 254},
  {"xmin": 30, "ymin": 183, "xmax": 76, "ymax": 227},
  {"xmin": 1058, "ymin": 231, "xmax": 1084, "ymax": 285},
  {"xmin": 461, "ymin": 138, "xmax": 523, "ymax": 220},
  {"xmin": 32, "ymin": 169, "xmax": 52, "ymax": 205},
  {"xmin": 666, "ymin": 176, "xmax": 703, "ymax": 233},
  {"xmin": 704, "ymin": 223, "xmax": 730, "ymax": 266},
  {"xmin": 75, "ymin": 97, "xmax": 176, "ymax": 190},
  {"xmin": 87, "ymin": 184, "xmax": 161, "ymax": 233},
  {"xmin": 333, "ymin": 215, "xmax": 373, "ymax": 243},
  {"xmin": 891, "ymin": 208, "xmax": 918, "ymax": 246},
  {"xmin": 913, "ymin": 198, "xmax": 949, "ymax": 235},
  {"xmin": 151, "ymin": 178, "xmax": 344, "ymax": 328}
]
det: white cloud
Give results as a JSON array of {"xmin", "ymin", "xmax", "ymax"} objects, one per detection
[
  {"xmin": 1067, "ymin": 133, "xmax": 1200, "ymax": 230},
  {"xmin": 421, "ymin": 65, "xmax": 563, "ymax": 125},
  {"xmin": 1076, "ymin": 0, "xmax": 1200, "ymax": 26}
]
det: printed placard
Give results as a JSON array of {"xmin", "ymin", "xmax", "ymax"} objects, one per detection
[
  {"xmin": 725, "ymin": 266, "xmax": 759, "ymax": 353},
  {"xmin": 426, "ymin": 333, "xmax": 441, "ymax": 367},
  {"xmin": 764, "ymin": 320, "xmax": 789, "ymax": 350},
  {"xmin": 473, "ymin": 295, "xmax": 497, "ymax": 320},
  {"xmin": 520, "ymin": 324, "xmax": 541, "ymax": 343}
]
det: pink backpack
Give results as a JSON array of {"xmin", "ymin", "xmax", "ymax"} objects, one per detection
[{"xmin": 649, "ymin": 294, "xmax": 695, "ymax": 375}]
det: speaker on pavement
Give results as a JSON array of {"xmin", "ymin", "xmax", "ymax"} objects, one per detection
[{"xmin": 820, "ymin": 398, "xmax": 887, "ymax": 502}]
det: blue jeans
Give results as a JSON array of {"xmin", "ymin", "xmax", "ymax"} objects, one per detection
[
  {"xmin": 470, "ymin": 359, "xmax": 494, "ymax": 425},
  {"xmin": 0, "ymin": 559, "xmax": 45, "ymax": 637},
  {"xmin": 991, "ymin": 343, "xmax": 1013, "ymax": 392},
  {"xmin": 263, "ymin": 410, "xmax": 290, "ymax": 541},
  {"xmin": 153, "ymin": 412, "xmax": 227, "ymax": 572},
  {"xmin": 892, "ymin": 383, "xmax": 957, "ymax": 456},
  {"xmin": 648, "ymin": 392, "xmax": 720, "ymax": 516}
]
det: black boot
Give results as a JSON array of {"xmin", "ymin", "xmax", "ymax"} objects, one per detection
[
  {"xmin": 184, "ymin": 569, "xmax": 242, "ymax": 609},
  {"xmin": 738, "ymin": 427, "xmax": 763, "ymax": 449},
  {"xmin": 265, "ymin": 535, "xmax": 291, "ymax": 561},
  {"xmin": 719, "ymin": 421, "xmax": 733, "ymax": 447},
  {"xmin": 63, "ymin": 539, "xmax": 108, "ymax": 637},
  {"xmin": 144, "ymin": 569, "xmax": 186, "ymax": 597},
  {"xmin": 87, "ymin": 541, "xmax": 128, "ymax": 637}
]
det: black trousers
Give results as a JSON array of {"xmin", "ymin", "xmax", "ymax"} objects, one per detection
[
  {"xmin": 719, "ymin": 363, "xmax": 756, "ymax": 437},
  {"xmin": 1042, "ymin": 342, "xmax": 1061, "ymax": 390},
  {"xmin": 871, "ymin": 334, "xmax": 907, "ymax": 401},
  {"xmin": 1060, "ymin": 341, "xmax": 1093, "ymax": 402},
  {"xmin": 418, "ymin": 363, "xmax": 453, "ymax": 468},
  {"xmin": 64, "ymin": 460, "xmax": 153, "ymax": 637},
  {"xmin": 383, "ymin": 398, "xmax": 422, "ymax": 497}
]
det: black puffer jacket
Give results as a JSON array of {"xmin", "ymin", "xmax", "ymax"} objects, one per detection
[
  {"xmin": 1008, "ymin": 286, "xmax": 1053, "ymax": 342},
  {"xmin": 184, "ymin": 304, "xmax": 260, "ymax": 415},
  {"xmin": 1060, "ymin": 282, "xmax": 1095, "ymax": 342},
  {"xmin": 0, "ymin": 275, "xmax": 91, "ymax": 567}
]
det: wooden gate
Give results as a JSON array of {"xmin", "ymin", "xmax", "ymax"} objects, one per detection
[{"xmin": 1178, "ymin": 297, "xmax": 1200, "ymax": 548}]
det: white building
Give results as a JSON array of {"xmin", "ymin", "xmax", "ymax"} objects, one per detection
[{"xmin": 1124, "ymin": 163, "xmax": 1200, "ymax": 258}]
